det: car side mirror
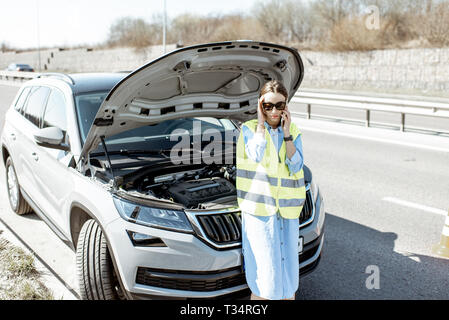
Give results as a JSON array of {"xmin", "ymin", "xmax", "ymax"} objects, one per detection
[{"xmin": 34, "ymin": 127, "xmax": 70, "ymax": 151}]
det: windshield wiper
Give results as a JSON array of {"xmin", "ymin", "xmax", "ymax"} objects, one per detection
[
  {"xmin": 90, "ymin": 146, "xmax": 222, "ymax": 158},
  {"xmin": 90, "ymin": 149, "xmax": 172, "ymax": 157}
]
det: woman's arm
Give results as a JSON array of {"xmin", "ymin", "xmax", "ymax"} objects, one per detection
[
  {"xmin": 282, "ymin": 108, "xmax": 304, "ymax": 175},
  {"xmin": 285, "ymin": 134, "xmax": 304, "ymax": 176},
  {"xmin": 285, "ymin": 138, "xmax": 296, "ymax": 161},
  {"xmin": 242, "ymin": 125, "xmax": 267, "ymax": 163}
]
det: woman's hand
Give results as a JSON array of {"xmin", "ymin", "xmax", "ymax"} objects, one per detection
[
  {"xmin": 282, "ymin": 105, "xmax": 291, "ymax": 136},
  {"xmin": 257, "ymin": 96, "xmax": 267, "ymax": 132}
]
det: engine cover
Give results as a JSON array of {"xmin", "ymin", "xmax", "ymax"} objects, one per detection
[{"xmin": 167, "ymin": 177, "xmax": 236, "ymax": 208}]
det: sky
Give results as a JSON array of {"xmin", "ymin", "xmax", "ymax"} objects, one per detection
[{"xmin": 0, "ymin": 0, "xmax": 259, "ymax": 49}]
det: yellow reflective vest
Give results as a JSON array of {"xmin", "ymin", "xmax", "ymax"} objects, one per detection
[{"xmin": 236, "ymin": 119, "xmax": 306, "ymax": 219}]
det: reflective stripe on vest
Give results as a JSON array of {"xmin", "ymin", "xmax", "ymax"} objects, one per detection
[
  {"xmin": 237, "ymin": 168, "xmax": 305, "ymax": 189},
  {"xmin": 236, "ymin": 190, "xmax": 276, "ymax": 207},
  {"xmin": 236, "ymin": 168, "xmax": 278, "ymax": 186}
]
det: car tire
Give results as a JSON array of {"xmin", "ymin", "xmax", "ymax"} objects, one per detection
[
  {"xmin": 5, "ymin": 157, "xmax": 32, "ymax": 215},
  {"xmin": 76, "ymin": 219, "xmax": 125, "ymax": 300}
]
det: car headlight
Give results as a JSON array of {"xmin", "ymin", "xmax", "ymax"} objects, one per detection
[{"xmin": 113, "ymin": 197, "xmax": 193, "ymax": 233}]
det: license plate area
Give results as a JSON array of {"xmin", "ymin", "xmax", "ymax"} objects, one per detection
[{"xmin": 298, "ymin": 236, "xmax": 304, "ymax": 253}]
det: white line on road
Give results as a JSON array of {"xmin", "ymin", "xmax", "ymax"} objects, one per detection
[
  {"xmin": 382, "ymin": 197, "xmax": 448, "ymax": 216},
  {"xmin": 291, "ymin": 116, "xmax": 449, "ymax": 154}
]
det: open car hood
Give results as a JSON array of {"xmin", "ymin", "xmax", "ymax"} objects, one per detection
[{"xmin": 80, "ymin": 40, "xmax": 304, "ymax": 160}]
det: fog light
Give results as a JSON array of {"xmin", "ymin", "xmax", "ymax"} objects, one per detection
[{"xmin": 126, "ymin": 231, "xmax": 167, "ymax": 247}]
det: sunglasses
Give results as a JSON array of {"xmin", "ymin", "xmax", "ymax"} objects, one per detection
[{"xmin": 262, "ymin": 101, "xmax": 286, "ymax": 111}]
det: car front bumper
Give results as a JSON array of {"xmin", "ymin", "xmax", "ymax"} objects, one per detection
[{"xmin": 105, "ymin": 190, "xmax": 325, "ymax": 300}]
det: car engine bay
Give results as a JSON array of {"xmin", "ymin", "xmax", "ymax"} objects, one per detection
[{"xmin": 119, "ymin": 164, "xmax": 237, "ymax": 209}]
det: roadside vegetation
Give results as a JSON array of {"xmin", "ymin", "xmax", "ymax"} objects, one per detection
[
  {"xmin": 1, "ymin": 0, "xmax": 448, "ymax": 53},
  {"xmin": 103, "ymin": 0, "xmax": 449, "ymax": 52},
  {"xmin": 0, "ymin": 230, "xmax": 53, "ymax": 300}
]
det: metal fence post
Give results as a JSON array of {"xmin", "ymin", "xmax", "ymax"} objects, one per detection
[{"xmin": 400, "ymin": 113, "xmax": 405, "ymax": 132}]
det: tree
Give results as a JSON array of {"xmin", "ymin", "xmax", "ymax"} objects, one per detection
[
  {"xmin": 170, "ymin": 13, "xmax": 222, "ymax": 45},
  {"xmin": 107, "ymin": 15, "xmax": 163, "ymax": 48},
  {"xmin": 283, "ymin": 0, "xmax": 314, "ymax": 43},
  {"xmin": 0, "ymin": 42, "xmax": 12, "ymax": 53},
  {"xmin": 252, "ymin": 0, "xmax": 289, "ymax": 41},
  {"xmin": 419, "ymin": 1, "xmax": 449, "ymax": 46}
]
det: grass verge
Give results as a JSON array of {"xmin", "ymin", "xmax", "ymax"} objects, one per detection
[{"xmin": 0, "ymin": 230, "xmax": 54, "ymax": 300}]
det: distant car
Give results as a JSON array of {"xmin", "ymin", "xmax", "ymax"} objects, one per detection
[{"xmin": 6, "ymin": 63, "xmax": 34, "ymax": 72}]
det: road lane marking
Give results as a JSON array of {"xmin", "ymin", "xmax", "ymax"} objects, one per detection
[
  {"xmin": 382, "ymin": 197, "xmax": 448, "ymax": 216},
  {"xmin": 291, "ymin": 116, "xmax": 449, "ymax": 154}
]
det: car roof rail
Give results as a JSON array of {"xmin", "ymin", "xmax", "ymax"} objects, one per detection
[{"xmin": 37, "ymin": 72, "xmax": 75, "ymax": 85}]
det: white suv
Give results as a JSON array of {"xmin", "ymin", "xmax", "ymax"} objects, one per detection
[{"xmin": 1, "ymin": 41, "xmax": 325, "ymax": 300}]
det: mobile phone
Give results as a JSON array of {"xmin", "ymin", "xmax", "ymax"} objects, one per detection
[{"xmin": 281, "ymin": 112, "xmax": 285, "ymax": 126}]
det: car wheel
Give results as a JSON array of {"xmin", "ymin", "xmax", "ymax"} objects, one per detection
[
  {"xmin": 76, "ymin": 219, "xmax": 126, "ymax": 300},
  {"xmin": 5, "ymin": 157, "xmax": 32, "ymax": 215}
]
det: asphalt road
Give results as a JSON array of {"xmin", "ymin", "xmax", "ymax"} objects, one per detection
[
  {"xmin": 294, "ymin": 118, "xmax": 449, "ymax": 299},
  {"xmin": 0, "ymin": 84, "xmax": 448, "ymax": 299}
]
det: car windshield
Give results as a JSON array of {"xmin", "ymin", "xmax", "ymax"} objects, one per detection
[
  {"xmin": 75, "ymin": 91, "xmax": 239, "ymax": 153},
  {"xmin": 75, "ymin": 91, "xmax": 109, "ymax": 142}
]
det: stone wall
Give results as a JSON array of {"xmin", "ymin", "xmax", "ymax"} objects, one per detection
[
  {"xmin": 299, "ymin": 48, "xmax": 449, "ymax": 92},
  {"xmin": 0, "ymin": 44, "xmax": 177, "ymax": 73},
  {"xmin": 1, "ymin": 45, "xmax": 448, "ymax": 92}
]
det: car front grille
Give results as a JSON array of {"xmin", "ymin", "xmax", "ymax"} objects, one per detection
[
  {"xmin": 136, "ymin": 267, "xmax": 246, "ymax": 292},
  {"xmin": 195, "ymin": 185, "xmax": 314, "ymax": 247},
  {"xmin": 299, "ymin": 187, "xmax": 314, "ymax": 226},
  {"xmin": 197, "ymin": 212, "xmax": 242, "ymax": 244}
]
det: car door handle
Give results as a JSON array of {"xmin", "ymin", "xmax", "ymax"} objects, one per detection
[
  {"xmin": 10, "ymin": 133, "xmax": 16, "ymax": 141},
  {"xmin": 31, "ymin": 152, "xmax": 39, "ymax": 161}
]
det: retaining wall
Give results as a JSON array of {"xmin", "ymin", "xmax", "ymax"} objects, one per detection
[
  {"xmin": 300, "ymin": 48, "xmax": 449, "ymax": 92},
  {"xmin": 0, "ymin": 44, "xmax": 177, "ymax": 73},
  {"xmin": 1, "ymin": 44, "xmax": 448, "ymax": 92}
]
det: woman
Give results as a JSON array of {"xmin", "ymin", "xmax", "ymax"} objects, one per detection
[{"xmin": 236, "ymin": 80, "xmax": 306, "ymax": 300}]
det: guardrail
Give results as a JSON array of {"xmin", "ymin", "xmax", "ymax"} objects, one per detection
[
  {"xmin": 292, "ymin": 89, "xmax": 449, "ymax": 134},
  {"xmin": 1, "ymin": 70, "xmax": 448, "ymax": 134},
  {"xmin": 0, "ymin": 70, "xmax": 38, "ymax": 84}
]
